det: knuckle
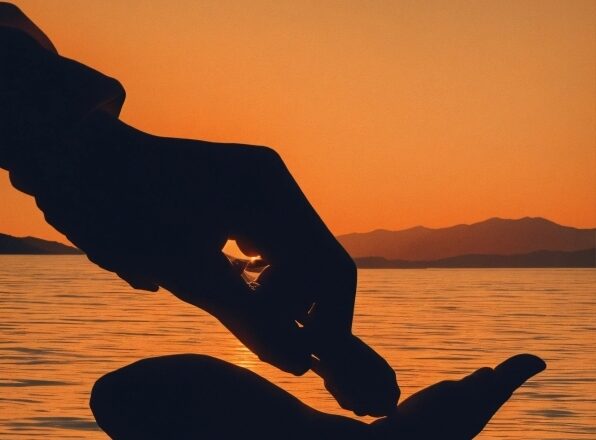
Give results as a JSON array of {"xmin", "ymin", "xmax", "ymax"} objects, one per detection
[{"xmin": 254, "ymin": 145, "xmax": 283, "ymax": 163}]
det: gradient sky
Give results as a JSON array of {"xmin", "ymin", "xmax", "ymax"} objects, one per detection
[{"xmin": 2, "ymin": 0, "xmax": 595, "ymax": 244}]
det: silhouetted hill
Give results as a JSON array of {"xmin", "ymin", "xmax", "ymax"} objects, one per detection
[
  {"xmin": 338, "ymin": 217, "xmax": 596, "ymax": 261},
  {"xmin": 0, "ymin": 233, "xmax": 82, "ymax": 254},
  {"xmin": 354, "ymin": 248, "xmax": 596, "ymax": 268}
]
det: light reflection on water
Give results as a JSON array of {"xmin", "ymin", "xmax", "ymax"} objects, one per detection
[{"xmin": 0, "ymin": 256, "xmax": 594, "ymax": 439}]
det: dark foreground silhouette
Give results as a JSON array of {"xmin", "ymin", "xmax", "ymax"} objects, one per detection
[
  {"xmin": 0, "ymin": 3, "xmax": 397, "ymax": 416},
  {"xmin": 91, "ymin": 354, "xmax": 546, "ymax": 440},
  {"xmin": 1, "ymin": 4, "xmax": 548, "ymax": 435}
]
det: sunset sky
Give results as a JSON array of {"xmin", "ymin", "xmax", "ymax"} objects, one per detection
[{"xmin": 2, "ymin": 0, "xmax": 595, "ymax": 244}]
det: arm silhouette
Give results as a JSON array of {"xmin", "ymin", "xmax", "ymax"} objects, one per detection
[
  {"xmin": 90, "ymin": 353, "xmax": 546, "ymax": 439},
  {"xmin": 0, "ymin": 2, "xmax": 397, "ymax": 416}
]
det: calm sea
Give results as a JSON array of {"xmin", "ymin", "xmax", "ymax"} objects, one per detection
[{"xmin": 0, "ymin": 256, "xmax": 594, "ymax": 439}]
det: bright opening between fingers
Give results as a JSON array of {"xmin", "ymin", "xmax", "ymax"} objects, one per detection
[
  {"xmin": 221, "ymin": 239, "xmax": 267, "ymax": 288},
  {"xmin": 221, "ymin": 239, "xmax": 254, "ymax": 260}
]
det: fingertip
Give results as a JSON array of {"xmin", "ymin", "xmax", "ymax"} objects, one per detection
[
  {"xmin": 289, "ymin": 357, "xmax": 311, "ymax": 376},
  {"xmin": 494, "ymin": 354, "xmax": 546, "ymax": 393},
  {"xmin": 354, "ymin": 408, "xmax": 367, "ymax": 417},
  {"xmin": 495, "ymin": 353, "xmax": 547, "ymax": 376}
]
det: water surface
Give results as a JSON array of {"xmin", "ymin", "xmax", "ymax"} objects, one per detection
[{"xmin": 1, "ymin": 256, "xmax": 594, "ymax": 438}]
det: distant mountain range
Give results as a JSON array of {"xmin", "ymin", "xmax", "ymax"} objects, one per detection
[
  {"xmin": 0, "ymin": 233, "xmax": 82, "ymax": 254},
  {"xmin": 338, "ymin": 217, "xmax": 595, "ymax": 261},
  {"xmin": 1, "ymin": 217, "xmax": 595, "ymax": 267},
  {"xmin": 355, "ymin": 248, "xmax": 595, "ymax": 268}
]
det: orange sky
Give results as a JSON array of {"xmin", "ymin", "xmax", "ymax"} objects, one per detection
[{"xmin": 2, "ymin": 0, "xmax": 595, "ymax": 244}]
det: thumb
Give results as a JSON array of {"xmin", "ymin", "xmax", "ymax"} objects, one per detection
[{"xmin": 494, "ymin": 353, "xmax": 546, "ymax": 396}]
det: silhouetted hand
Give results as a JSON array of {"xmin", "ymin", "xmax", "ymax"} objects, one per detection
[
  {"xmin": 90, "ymin": 353, "xmax": 546, "ymax": 439},
  {"xmin": 371, "ymin": 354, "xmax": 547, "ymax": 438},
  {"xmin": 0, "ymin": 2, "xmax": 398, "ymax": 416},
  {"xmin": 312, "ymin": 334, "xmax": 399, "ymax": 417}
]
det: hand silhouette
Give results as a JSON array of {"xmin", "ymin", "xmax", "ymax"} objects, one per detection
[
  {"xmin": 90, "ymin": 353, "xmax": 546, "ymax": 439},
  {"xmin": 371, "ymin": 353, "xmax": 547, "ymax": 438},
  {"xmin": 0, "ymin": 3, "xmax": 398, "ymax": 416}
]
